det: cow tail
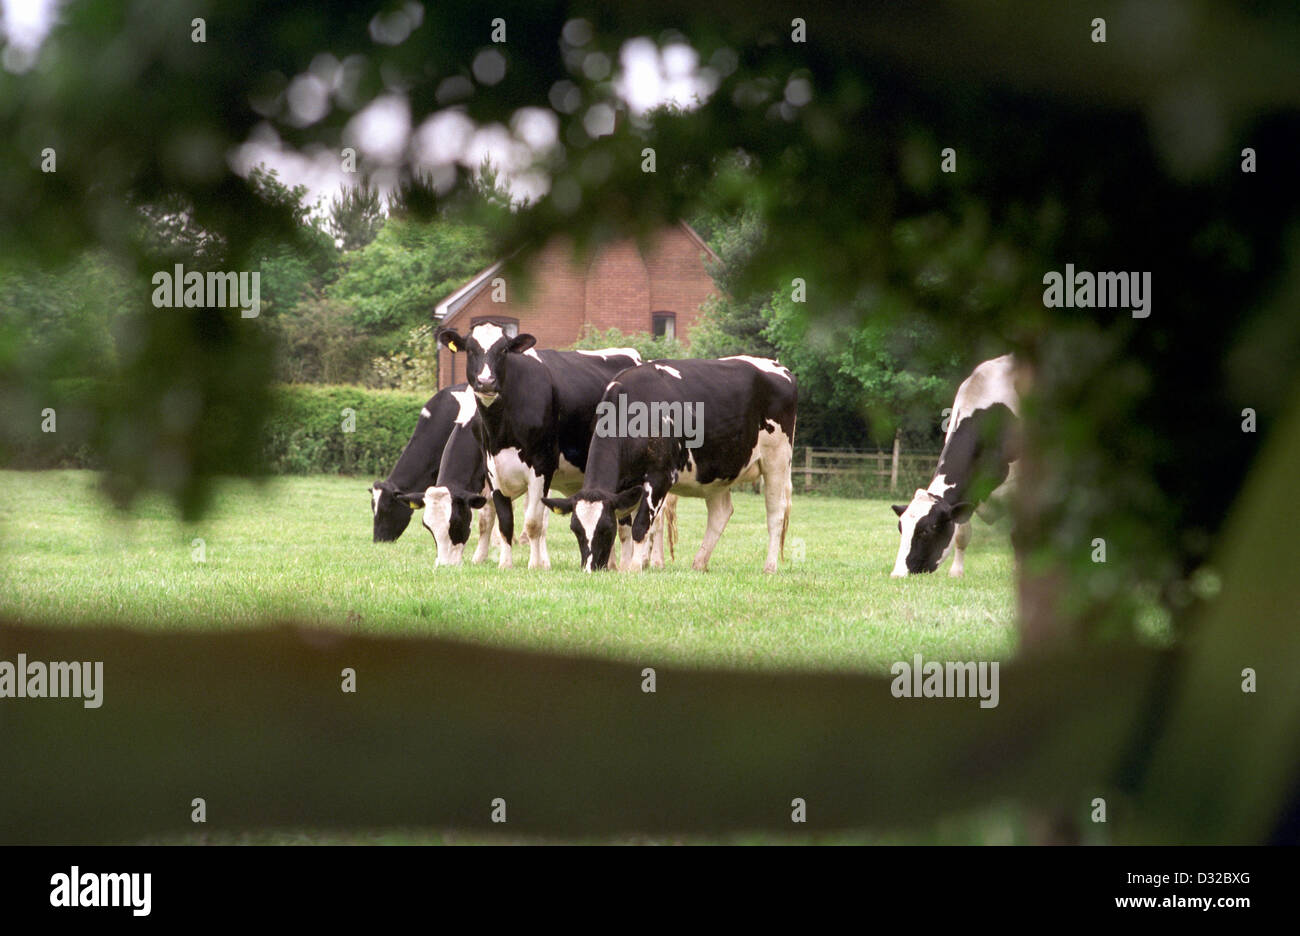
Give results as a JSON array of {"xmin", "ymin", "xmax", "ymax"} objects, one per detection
[
  {"xmin": 664, "ymin": 494, "xmax": 678, "ymax": 561},
  {"xmin": 780, "ymin": 482, "xmax": 792, "ymax": 560}
]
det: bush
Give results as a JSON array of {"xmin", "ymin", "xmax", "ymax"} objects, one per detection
[{"xmin": 261, "ymin": 384, "xmax": 430, "ymax": 477}]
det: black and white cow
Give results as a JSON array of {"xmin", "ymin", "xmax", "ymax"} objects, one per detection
[
  {"xmin": 890, "ymin": 353, "xmax": 1020, "ymax": 577},
  {"xmin": 370, "ymin": 383, "xmax": 495, "ymax": 560},
  {"xmin": 392, "ymin": 385, "xmax": 503, "ymax": 566},
  {"xmin": 542, "ymin": 356, "xmax": 797, "ymax": 573},
  {"xmin": 436, "ymin": 322, "xmax": 653, "ymax": 569}
]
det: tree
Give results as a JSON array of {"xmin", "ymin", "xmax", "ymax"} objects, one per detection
[{"xmin": 327, "ymin": 177, "xmax": 385, "ymax": 252}]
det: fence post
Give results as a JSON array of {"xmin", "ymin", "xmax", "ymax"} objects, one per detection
[
  {"xmin": 890, "ymin": 429, "xmax": 901, "ymax": 493},
  {"xmin": 804, "ymin": 446, "xmax": 813, "ymax": 491}
]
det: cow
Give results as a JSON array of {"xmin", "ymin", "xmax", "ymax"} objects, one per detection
[
  {"xmin": 890, "ymin": 353, "xmax": 1020, "ymax": 577},
  {"xmin": 370, "ymin": 382, "xmax": 495, "ymax": 561},
  {"xmin": 542, "ymin": 356, "xmax": 797, "ymax": 574},
  {"xmin": 436, "ymin": 323, "xmax": 670, "ymax": 569},
  {"xmin": 390, "ymin": 385, "xmax": 502, "ymax": 566}
]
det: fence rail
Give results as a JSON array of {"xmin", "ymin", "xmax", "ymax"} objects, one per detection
[{"xmin": 796, "ymin": 446, "xmax": 940, "ymax": 493}]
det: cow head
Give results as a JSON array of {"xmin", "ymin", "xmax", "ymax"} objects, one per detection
[
  {"xmin": 371, "ymin": 480, "xmax": 415, "ymax": 542},
  {"xmin": 438, "ymin": 323, "xmax": 537, "ymax": 406},
  {"xmin": 542, "ymin": 487, "xmax": 644, "ymax": 572},
  {"xmin": 397, "ymin": 486, "xmax": 488, "ymax": 566},
  {"xmin": 890, "ymin": 489, "xmax": 974, "ymax": 576}
]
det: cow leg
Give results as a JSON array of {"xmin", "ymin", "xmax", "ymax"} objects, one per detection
[
  {"xmin": 761, "ymin": 463, "xmax": 793, "ymax": 575},
  {"xmin": 692, "ymin": 488, "xmax": 734, "ymax": 572},
  {"xmin": 949, "ymin": 521, "xmax": 972, "ymax": 578},
  {"xmin": 626, "ymin": 479, "xmax": 672, "ymax": 572},
  {"xmin": 524, "ymin": 473, "xmax": 551, "ymax": 570},
  {"xmin": 648, "ymin": 508, "xmax": 665, "ymax": 569},
  {"xmin": 612, "ymin": 519, "xmax": 630, "ymax": 570},
  {"xmin": 492, "ymin": 490, "xmax": 514, "ymax": 570},
  {"xmin": 471, "ymin": 494, "xmax": 496, "ymax": 564}
]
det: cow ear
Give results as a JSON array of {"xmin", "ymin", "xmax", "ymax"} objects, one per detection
[
  {"xmin": 465, "ymin": 494, "xmax": 487, "ymax": 509},
  {"xmin": 396, "ymin": 492, "xmax": 426, "ymax": 510},
  {"xmin": 612, "ymin": 486, "xmax": 644, "ymax": 513},
  {"xmin": 950, "ymin": 502, "xmax": 975, "ymax": 524},
  {"xmin": 508, "ymin": 333, "xmax": 537, "ymax": 354},
  {"xmin": 438, "ymin": 329, "xmax": 465, "ymax": 353},
  {"xmin": 542, "ymin": 496, "xmax": 574, "ymax": 516},
  {"xmin": 891, "ymin": 504, "xmax": 907, "ymax": 517}
]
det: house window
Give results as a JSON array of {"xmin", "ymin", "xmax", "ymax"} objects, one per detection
[
  {"xmin": 652, "ymin": 312, "xmax": 675, "ymax": 340},
  {"xmin": 472, "ymin": 315, "xmax": 519, "ymax": 338}
]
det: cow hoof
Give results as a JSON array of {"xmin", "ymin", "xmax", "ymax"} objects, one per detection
[
  {"xmin": 762, "ymin": 562, "xmax": 777, "ymax": 574},
  {"xmin": 691, "ymin": 559, "xmax": 709, "ymax": 572},
  {"xmin": 949, "ymin": 568, "xmax": 964, "ymax": 578}
]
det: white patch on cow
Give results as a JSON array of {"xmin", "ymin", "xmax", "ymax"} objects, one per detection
[
  {"xmin": 891, "ymin": 489, "xmax": 941, "ymax": 577},
  {"xmin": 476, "ymin": 362, "xmax": 493, "ymax": 384},
  {"xmin": 927, "ymin": 472, "xmax": 957, "ymax": 499},
  {"xmin": 487, "ymin": 447, "xmax": 530, "ymax": 498},
  {"xmin": 576, "ymin": 347, "xmax": 642, "ymax": 364},
  {"xmin": 945, "ymin": 353, "xmax": 1018, "ymax": 442},
  {"xmin": 469, "ymin": 321, "xmax": 506, "ymax": 350},
  {"xmin": 449, "ymin": 386, "xmax": 477, "ymax": 425},
  {"xmin": 523, "ymin": 348, "xmax": 542, "ymax": 361},
  {"xmin": 371, "ymin": 486, "xmax": 382, "ymax": 515},
  {"xmin": 553, "ymin": 453, "xmax": 584, "ymax": 492},
  {"xmin": 655, "ymin": 364, "xmax": 683, "ymax": 379},
  {"xmin": 421, "ymin": 486, "xmax": 459, "ymax": 565},
  {"xmin": 420, "ymin": 406, "xmax": 432, "ymax": 419},
  {"xmin": 575, "ymin": 500, "xmax": 605, "ymax": 572},
  {"xmin": 722, "ymin": 355, "xmax": 793, "ymax": 382}
]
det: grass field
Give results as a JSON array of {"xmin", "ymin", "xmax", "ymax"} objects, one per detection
[{"xmin": 0, "ymin": 469, "xmax": 1016, "ymax": 672}]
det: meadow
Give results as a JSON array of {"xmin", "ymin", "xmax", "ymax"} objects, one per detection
[{"xmin": 0, "ymin": 470, "xmax": 1017, "ymax": 673}]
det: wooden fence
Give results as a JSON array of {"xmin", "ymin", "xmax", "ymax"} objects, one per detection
[{"xmin": 796, "ymin": 446, "xmax": 940, "ymax": 493}]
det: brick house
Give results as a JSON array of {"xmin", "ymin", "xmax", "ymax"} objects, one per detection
[{"xmin": 433, "ymin": 222, "xmax": 720, "ymax": 389}]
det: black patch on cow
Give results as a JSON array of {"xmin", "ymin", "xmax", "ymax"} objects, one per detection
[{"xmin": 934, "ymin": 402, "xmax": 1019, "ymax": 507}]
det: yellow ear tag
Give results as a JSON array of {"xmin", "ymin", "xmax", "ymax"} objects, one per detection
[
  {"xmin": 407, "ymin": 501, "xmax": 420, "ymax": 511},
  {"xmin": 550, "ymin": 506, "xmax": 563, "ymax": 515},
  {"xmin": 447, "ymin": 341, "xmax": 457, "ymax": 352}
]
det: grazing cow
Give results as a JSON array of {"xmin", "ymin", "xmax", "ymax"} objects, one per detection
[
  {"xmin": 437, "ymin": 323, "xmax": 666, "ymax": 569},
  {"xmin": 543, "ymin": 356, "xmax": 797, "ymax": 574},
  {"xmin": 370, "ymin": 383, "xmax": 494, "ymax": 559},
  {"xmin": 392, "ymin": 386, "xmax": 502, "ymax": 566},
  {"xmin": 891, "ymin": 353, "xmax": 1020, "ymax": 577}
]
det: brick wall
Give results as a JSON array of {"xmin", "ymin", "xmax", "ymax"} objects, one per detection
[{"xmin": 437, "ymin": 223, "xmax": 718, "ymax": 389}]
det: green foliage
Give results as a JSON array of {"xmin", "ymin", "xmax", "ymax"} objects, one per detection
[
  {"xmin": 328, "ymin": 178, "xmax": 385, "ymax": 252},
  {"xmin": 261, "ymin": 384, "xmax": 429, "ymax": 476},
  {"xmin": 267, "ymin": 296, "xmax": 373, "ymax": 385},
  {"xmin": 369, "ymin": 324, "xmax": 439, "ymax": 393},
  {"xmin": 328, "ymin": 217, "xmax": 491, "ymax": 334},
  {"xmin": 690, "ymin": 206, "xmax": 956, "ymax": 448}
]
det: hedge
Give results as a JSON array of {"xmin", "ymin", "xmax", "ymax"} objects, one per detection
[
  {"xmin": 1, "ymin": 382, "xmax": 432, "ymax": 478},
  {"xmin": 261, "ymin": 384, "xmax": 430, "ymax": 477}
]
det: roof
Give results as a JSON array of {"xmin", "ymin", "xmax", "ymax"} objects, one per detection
[
  {"xmin": 433, "ymin": 259, "xmax": 504, "ymax": 323},
  {"xmin": 432, "ymin": 221, "xmax": 719, "ymax": 323}
]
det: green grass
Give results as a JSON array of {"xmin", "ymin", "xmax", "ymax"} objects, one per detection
[{"xmin": 0, "ymin": 469, "xmax": 1016, "ymax": 673}]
